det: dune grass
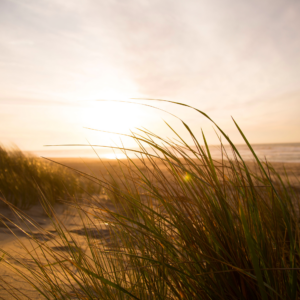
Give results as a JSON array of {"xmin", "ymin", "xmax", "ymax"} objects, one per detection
[
  {"xmin": 0, "ymin": 101, "xmax": 299, "ymax": 299},
  {"xmin": 0, "ymin": 146, "xmax": 100, "ymax": 209}
]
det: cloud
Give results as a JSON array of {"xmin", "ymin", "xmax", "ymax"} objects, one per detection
[{"xmin": 1, "ymin": 0, "xmax": 299, "ymax": 100}]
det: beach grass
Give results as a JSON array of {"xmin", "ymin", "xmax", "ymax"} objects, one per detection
[
  {"xmin": 0, "ymin": 145, "xmax": 100, "ymax": 209},
  {"xmin": 0, "ymin": 101, "xmax": 299, "ymax": 299}
]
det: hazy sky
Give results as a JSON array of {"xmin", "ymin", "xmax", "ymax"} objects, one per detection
[{"xmin": 1, "ymin": 0, "xmax": 300, "ymax": 156}]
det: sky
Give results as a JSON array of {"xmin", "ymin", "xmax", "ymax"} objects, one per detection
[{"xmin": 0, "ymin": 0, "xmax": 300, "ymax": 157}]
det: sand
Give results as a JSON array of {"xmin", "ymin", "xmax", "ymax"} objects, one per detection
[
  {"xmin": 0, "ymin": 195, "xmax": 119, "ymax": 299},
  {"xmin": 49, "ymin": 157, "xmax": 300, "ymax": 189}
]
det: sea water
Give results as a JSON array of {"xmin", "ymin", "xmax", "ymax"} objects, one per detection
[
  {"xmin": 207, "ymin": 143, "xmax": 300, "ymax": 163},
  {"xmin": 31, "ymin": 143, "xmax": 300, "ymax": 163}
]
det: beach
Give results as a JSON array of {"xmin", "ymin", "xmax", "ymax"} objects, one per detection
[{"xmin": 0, "ymin": 157, "xmax": 299, "ymax": 299}]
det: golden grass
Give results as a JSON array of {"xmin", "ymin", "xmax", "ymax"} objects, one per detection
[
  {"xmin": 0, "ymin": 101, "xmax": 299, "ymax": 299},
  {"xmin": 0, "ymin": 146, "xmax": 100, "ymax": 209}
]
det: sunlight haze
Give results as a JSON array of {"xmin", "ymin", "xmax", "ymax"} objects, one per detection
[{"xmin": 0, "ymin": 0, "xmax": 299, "ymax": 157}]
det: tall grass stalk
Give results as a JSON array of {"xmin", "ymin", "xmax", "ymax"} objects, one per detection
[{"xmin": 0, "ymin": 101, "xmax": 299, "ymax": 299}]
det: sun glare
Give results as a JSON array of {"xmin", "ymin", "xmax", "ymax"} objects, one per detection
[
  {"xmin": 81, "ymin": 91, "xmax": 144, "ymax": 134},
  {"xmin": 103, "ymin": 153, "xmax": 127, "ymax": 159}
]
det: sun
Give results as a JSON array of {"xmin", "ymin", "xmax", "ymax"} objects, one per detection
[
  {"xmin": 81, "ymin": 91, "xmax": 144, "ymax": 134},
  {"xmin": 79, "ymin": 89, "xmax": 152, "ymax": 157}
]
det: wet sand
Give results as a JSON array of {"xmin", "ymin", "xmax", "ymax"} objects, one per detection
[{"xmin": 50, "ymin": 157, "xmax": 300, "ymax": 188}]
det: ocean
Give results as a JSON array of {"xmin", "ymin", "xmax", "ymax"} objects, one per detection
[
  {"xmin": 31, "ymin": 143, "xmax": 300, "ymax": 163},
  {"xmin": 207, "ymin": 143, "xmax": 300, "ymax": 163}
]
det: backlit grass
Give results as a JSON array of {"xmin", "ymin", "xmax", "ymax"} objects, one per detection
[
  {"xmin": 0, "ymin": 101, "xmax": 299, "ymax": 299},
  {"xmin": 0, "ymin": 146, "xmax": 99, "ymax": 209}
]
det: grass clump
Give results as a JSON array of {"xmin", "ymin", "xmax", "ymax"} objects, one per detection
[
  {"xmin": 0, "ymin": 146, "xmax": 99, "ymax": 208},
  {"xmin": 0, "ymin": 101, "xmax": 299, "ymax": 299}
]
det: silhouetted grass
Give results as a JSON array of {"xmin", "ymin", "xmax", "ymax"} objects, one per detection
[
  {"xmin": 0, "ymin": 146, "xmax": 99, "ymax": 209},
  {"xmin": 0, "ymin": 101, "xmax": 299, "ymax": 299}
]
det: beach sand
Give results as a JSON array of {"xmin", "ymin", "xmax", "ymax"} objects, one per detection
[{"xmin": 0, "ymin": 195, "xmax": 120, "ymax": 299}]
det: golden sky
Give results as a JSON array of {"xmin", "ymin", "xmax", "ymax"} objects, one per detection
[{"xmin": 0, "ymin": 0, "xmax": 299, "ymax": 156}]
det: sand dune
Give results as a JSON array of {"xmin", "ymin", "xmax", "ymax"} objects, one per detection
[{"xmin": 0, "ymin": 159, "xmax": 299, "ymax": 299}]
